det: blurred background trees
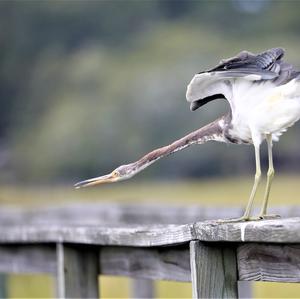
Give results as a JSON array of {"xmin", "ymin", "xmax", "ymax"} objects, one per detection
[{"xmin": 1, "ymin": 0, "xmax": 300, "ymax": 184}]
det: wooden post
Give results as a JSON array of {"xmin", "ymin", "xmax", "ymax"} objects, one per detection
[
  {"xmin": 190, "ymin": 241, "xmax": 238, "ymax": 299},
  {"xmin": 0, "ymin": 274, "xmax": 7, "ymax": 299},
  {"xmin": 131, "ymin": 278, "xmax": 155, "ymax": 298},
  {"xmin": 56, "ymin": 243, "xmax": 99, "ymax": 298},
  {"xmin": 238, "ymin": 281, "xmax": 252, "ymax": 298}
]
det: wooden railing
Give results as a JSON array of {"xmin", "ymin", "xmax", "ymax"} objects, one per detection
[{"xmin": 0, "ymin": 203, "xmax": 300, "ymax": 298}]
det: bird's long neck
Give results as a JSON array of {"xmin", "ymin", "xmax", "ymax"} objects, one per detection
[
  {"xmin": 132, "ymin": 116, "xmax": 226, "ymax": 173},
  {"xmin": 74, "ymin": 116, "xmax": 228, "ymax": 188}
]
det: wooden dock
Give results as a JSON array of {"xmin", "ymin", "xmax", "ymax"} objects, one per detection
[{"xmin": 0, "ymin": 203, "xmax": 299, "ymax": 298}]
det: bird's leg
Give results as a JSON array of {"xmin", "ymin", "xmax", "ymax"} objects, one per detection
[
  {"xmin": 257, "ymin": 134, "xmax": 280, "ymax": 219},
  {"xmin": 218, "ymin": 144, "xmax": 261, "ymax": 223},
  {"xmin": 240, "ymin": 144, "xmax": 262, "ymax": 220}
]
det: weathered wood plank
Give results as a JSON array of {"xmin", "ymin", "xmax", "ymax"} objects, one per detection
[
  {"xmin": 0, "ymin": 203, "xmax": 298, "ymax": 226},
  {"xmin": 100, "ymin": 246, "xmax": 190, "ymax": 281},
  {"xmin": 0, "ymin": 223, "xmax": 193, "ymax": 246},
  {"xmin": 0, "ymin": 244, "xmax": 190, "ymax": 282},
  {"xmin": 1, "ymin": 218, "xmax": 300, "ymax": 246},
  {"xmin": 238, "ymin": 243, "xmax": 300, "ymax": 282},
  {"xmin": 0, "ymin": 245, "xmax": 56, "ymax": 273},
  {"xmin": 193, "ymin": 217, "xmax": 300, "ymax": 243},
  {"xmin": 131, "ymin": 279, "xmax": 155, "ymax": 299},
  {"xmin": 190, "ymin": 241, "xmax": 238, "ymax": 299},
  {"xmin": 0, "ymin": 203, "xmax": 245, "ymax": 225},
  {"xmin": 56, "ymin": 243, "xmax": 99, "ymax": 299},
  {"xmin": 0, "ymin": 242, "xmax": 299, "ymax": 285}
]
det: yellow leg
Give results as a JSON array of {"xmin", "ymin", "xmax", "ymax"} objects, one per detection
[
  {"xmin": 258, "ymin": 134, "xmax": 280, "ymax": 219},
  {"xmin": 242, "ymin": 144, "xmax": 261, "ymax": 220},
  {"xmin": 218, "ymin": 144, "xmax": 261, "ymax": 223}
]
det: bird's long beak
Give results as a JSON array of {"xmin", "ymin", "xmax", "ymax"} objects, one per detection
[{"xmin": 74, "ymin": 172, "xmax": 118, "ymax": 189}]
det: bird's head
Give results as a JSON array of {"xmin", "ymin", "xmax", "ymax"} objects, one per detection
[{"xmin": 74, "ymin": 163, "xmax": 137, "ymax": 189}]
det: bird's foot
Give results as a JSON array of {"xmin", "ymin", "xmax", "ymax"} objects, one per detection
[
  {"xmin": 256, "ymin": 214, "xmax": 281, "ymax": 220},
  {"xmin": 216, "ymin": 214, "xmax": 277, "ymax": 223},
  {"xmin": 217, "ymin": 216, "xmax": 251, "ymax": 223}
]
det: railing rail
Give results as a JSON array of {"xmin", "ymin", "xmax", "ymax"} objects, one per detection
[{"xmin": 0, "ymin": 203, "xmax": 299, "ymax": 298}]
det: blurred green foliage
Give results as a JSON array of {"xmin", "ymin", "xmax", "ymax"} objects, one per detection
[{"xmin": 1, "ymin": 0, "xmax": 300, "ymax": 183}]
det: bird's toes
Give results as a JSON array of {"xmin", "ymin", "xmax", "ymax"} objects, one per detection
[
  {"xmin": 216, "ymin": 217, "xmax": 250, "ymax": 223},
  {"xmin": 257, "ymin": 214, "xmax": 281, "ymax": 220}
]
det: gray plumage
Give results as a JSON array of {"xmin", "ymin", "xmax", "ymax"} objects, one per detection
[{"xmin": 188, "ymin": 48, "xmax": 299, "ymax": 112}]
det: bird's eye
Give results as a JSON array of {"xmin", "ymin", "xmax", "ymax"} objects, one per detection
[{"xmin": 111, "ymin": 170, "xmax": 119, "ymax": 177}]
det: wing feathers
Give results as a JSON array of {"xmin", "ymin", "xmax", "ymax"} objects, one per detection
[
  {"xmin": 207, "ymin": 48, "xmax": 285, "ymax": 77},
  {"xmin": 186, "ymin": 48, "xmax": 297, "ymax": 108},
  {"xmin": 212, "ymin": 69, "xmax": 278, "ymax": 80}
]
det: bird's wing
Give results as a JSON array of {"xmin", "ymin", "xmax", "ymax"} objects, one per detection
[
  {"xmin": 207, "ymin": 48, "xmax": 284, "ymax": 79},
  {"xmin": 186, "ymin": 48, "xmax": 295, "ymax": 110},
  {"xmin": 186, "ymin": 73, "xmax": 230, "ymax": 109}
]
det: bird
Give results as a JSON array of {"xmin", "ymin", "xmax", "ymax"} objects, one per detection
[{"xmin": 75, "ymin": 48, "xmax": 300, "ymax": 222}]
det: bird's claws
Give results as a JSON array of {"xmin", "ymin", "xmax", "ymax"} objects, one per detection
[
  {"xmin": 216, "ymin": 217, "xmax": 251, "ymax": 223},
  {"xmin": 217, "ymin": 214, "xmax": 281, "ymax": 223},
  {"xmin": 257, "ymin": 214, "xmax": 281, "ymax": 220}
]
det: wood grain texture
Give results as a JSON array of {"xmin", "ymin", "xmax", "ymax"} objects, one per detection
[
  {"xmin": 0, "ymin": 223, "xmax": 193, "ymax": 246},
  {"xmin": 56, "ymin": 243, "xmax": 99, "ymax": 299},
  {"xmin": 100, "ymin": 246, "xmax": 190, "ymax": 281},
  {"xmin": 1, "ymin": 218, "xmax": 300, "ymax": 246},
  {"xmin": 2, "ymin": 203, "xmax": 300, "ymax": 299},
  {"xmin": 0, "ymin": 203, "xmax": 297, "ymax": 226},
  {"xmin": 190, "ymin": 241, "xmax": 238, "ymax": 299},
  {"xmin": 0, "ymin": 203, "xmax": 244, "ymax": 225},
  {"xmin": 238, "ymin": 243, "xmax": 300, "ymax": 282},
  {"xmin": 0, "ymin": 245, "xmax": 56, "ymax": 273},
  {"xmin": 193, "ymin": 217, "xmax": 300, "ymax": 243},
  {"xmin": 0, "ymin": 242, "xmax": 300, "ymax": 285}
]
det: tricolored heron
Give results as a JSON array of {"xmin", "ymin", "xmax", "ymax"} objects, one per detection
[{"xmin": 75, "ymin": 48, "xmax": 300, "ymax": 222}]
